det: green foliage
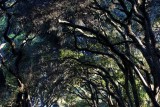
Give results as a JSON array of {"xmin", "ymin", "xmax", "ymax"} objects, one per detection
[
  {"xmin": 0, "ymin": 16, "xmax": 7, "ymax": 31},
  {"xmin": 74, "ymin": 100, "xmax": 89, "ymax": 107},
  {"xmin": 60, "ymin": 49, "xmax": 83, "ymax": 58},
  {"xmin": 1, "ymin": 0, "xmax": 160, "ymax": 106}
]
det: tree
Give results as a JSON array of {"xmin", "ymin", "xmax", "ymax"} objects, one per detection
[
  {"xmin": 59, "ymin": 0, "xmax": 160, "ymax": 106},
  {"xmin": 1, "ymin": 0, "xmax": 160, "ymax": 106},
  {"xmin": 0, "ymin": 1, "xmax": 78, "ymax": 106}
]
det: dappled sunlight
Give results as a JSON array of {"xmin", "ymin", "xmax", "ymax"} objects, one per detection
[{"xmin": 0, "ymin": 0, "xmax": 160, "ymax": 106}]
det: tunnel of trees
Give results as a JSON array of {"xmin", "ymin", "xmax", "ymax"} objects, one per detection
[{"xmin": 0, "ymin": 0, "xmax": 160, "ymax": 107}]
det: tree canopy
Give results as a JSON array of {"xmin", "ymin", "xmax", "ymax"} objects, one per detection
[{"xmin": 0, "ymin": 0, "xmax": 160, "ymax": 107}]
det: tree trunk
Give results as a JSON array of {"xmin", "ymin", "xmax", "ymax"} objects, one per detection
[
  {"xmin": 16, "ymin": 79, "xmax": 32, "ymax": 107},
  {"xmin": 0, "ymin": 69, "xmax": 5, "ymax": 88}
]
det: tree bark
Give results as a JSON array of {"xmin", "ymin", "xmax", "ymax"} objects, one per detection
[
  {"xmin": 16, "ymin": 79, "xmax": 32, "ymax": 107},
  {"xmin": 0, "ymin": 69, "xmax": 5, "ymax": 88}
]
